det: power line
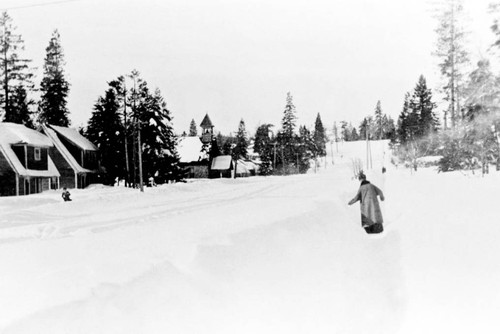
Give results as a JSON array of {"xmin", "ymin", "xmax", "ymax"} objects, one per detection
[{"xmin": 0, "ymin": 0, "xmax": 81, "ymax": 11}]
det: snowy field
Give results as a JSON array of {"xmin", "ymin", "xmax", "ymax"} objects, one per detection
[{"xmin": 1, "ymin": 140, "xmax": 499, "ymax": 334}]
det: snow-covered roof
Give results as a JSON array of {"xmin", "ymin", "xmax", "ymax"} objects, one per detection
[
  {"xmin": 211, "ymin": 155, "xmax": 233, "ymax": 170},
  {"xmin": 49, "ymin": 124, "xmax": 98, "ymax": 151},
  {"xmin": 42, "ymin": 125, "xmax": 96, "ymax": 174},
  {"xmin": 177, "ymin": 136, "xmax": 207, "ymax": 163},
  {"xmin": 0, "ymin": 122, "xmax": 53, "ymax": 147}
]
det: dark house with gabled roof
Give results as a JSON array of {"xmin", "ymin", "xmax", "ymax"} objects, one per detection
[
  {"xmin": 0, "ymin": 122, "xmax": 60, "ymax": 196},
  {"xmin": 42, "ymin": 124, "xmax": 99, "ymax": 189}
]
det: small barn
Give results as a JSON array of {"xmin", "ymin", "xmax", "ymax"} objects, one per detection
[
  {"xmin": 42, "ymin": 124, "xmax": 99, "ymax": 189},
  {"xmin": 211, "ymin": 155, "xmax": 234, "ymax": 178},
  {"xmin": 177, "ymin": 136, "xmax": 209, "ymax": 178},
  {"xmin": 0, "ymin": 122, "xmax": 60, "ymax": 196}
]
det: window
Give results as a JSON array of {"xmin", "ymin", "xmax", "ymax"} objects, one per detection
[{"xmin": 34, "ymin": 148, "xmax": 41, "ymax": 161}]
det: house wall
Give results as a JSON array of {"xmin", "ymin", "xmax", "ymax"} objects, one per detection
[
  {"xmin": 0, "ymin": 150, "xmax": 17, "ymax": 196},
  {"xmin": 26, "ymin": 146, "xmax": 49, "ymax": 170},
  {"xmin": 48, "ymin": 146, "xmax": 76, "ymax": 189}
]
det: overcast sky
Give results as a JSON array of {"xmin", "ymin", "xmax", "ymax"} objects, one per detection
[{"xmin": 1, "ymin": 0, "xmax": 495, "ymax": 135}]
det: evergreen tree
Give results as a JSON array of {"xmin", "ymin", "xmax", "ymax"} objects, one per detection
[
  {"xmin": 279, "ymin": 92, "xmax": 298, "ymax": 172},
  {"xmin": 433, "ymin": 0, "xmax": 469, "ymax": 129},
  {"xmin": 86, "ymin": 86, "xmax": 124, "ymax": 185},
  {"xmin": 189, "ymin": 118, "xmax": 197, "ymax": 136},
  {"xmin": 395, "ymin": 92, "xmax": 412, "ymax": 144},
  {"xmin": 313, "ymin": 113, "xmax": 327, "ymax": 156},
  {"xmin": 38, "ymin": 30, "xmax": 70, "ymax": 126},
  {"xmin": 374, "ymin": 100, "xmax": 384, "ymax": 139},
  {"xmin": 253, "ymin": 124, "xmax": 274, "ymax": 175},
  {"xmin": 0, "ymin": 12, "xmax": 34, "ymax": 124},
  {"xmin": 409, "ymin": 75, "xmax": 439, "ymax": 137},
  {"xmin": 234, "ymin": 118, "xmax": 249, "ymax": 159},
  {"xmin": 132, "ymin": 79, "xmax": 183, "ymax": 184},
  {"xmin": 282, "ymin": 92, "xmax": 297, "ymax": 138},
  {"xmin": 359, "ymin": 117, "xmax": 375, "ymax": 140},
  {"xmin": 5, "ymin": 84, "xmax": 34, "ymax": 128},
  {"xmin": 298, "ymin": 125, "xmax": 314, "ymax": 173}
]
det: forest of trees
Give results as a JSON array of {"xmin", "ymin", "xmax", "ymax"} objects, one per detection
[{"xmin": 3, "ymin": 0, "xmax": 500, "ymax": 185}]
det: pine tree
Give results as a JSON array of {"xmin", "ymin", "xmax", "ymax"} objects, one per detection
[
  {"xmin": 189, "ymin": 119, "xmax": 197, "ymax": 136},
  {"xmin": 5, "ymin": 84, "xmax": 34, "ymax": 128},
  {"xmin": 433, "ymin": 0, "xmax": 469, "ymax": 129},
  {"xmin": 254, "ymin": 124, "xmax": 274, "ymax": 175},
  {"xmin": 86, "ymin": 86, "xmax": 124, "ymax": 185},
  {"xmin": 298, "ymin": 125, "xmax": 314, "ymax": 173},
  {"xmin": 374, "ymin": 100, "xmax": 384, "ymax": 139},
  {"xmin": 409, "ymin": 75, "xmax": 439, "ymax": 137},
  {"xmin": 234, "ymin": 118, "xmax": 249, "ymax": 159},
  {"xmin": 313, "ymin": 113, "xmax": 327, "ymax": 156},
  {"xmin": 396, "ymin": 92, "xmax": 412, "ymax": 144},
  {"xmin": 132, "ymin": 79, "xmax": 183, "ymax": 184},
  {"xmin": 38, "ymin": 30, "xmax": 70, "ymax": 126},
  {"xmin": 278, "ymin": 92, "xmax": 298, "ymax": 171},
  {"xmin": 0, "ymin": 12, "xmax": 34, "ymax": 124}
]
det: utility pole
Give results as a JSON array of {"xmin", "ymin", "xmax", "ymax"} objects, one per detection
[
  {"xmin": 123, "ymin": 79, "xmax": 130, "ymax": 187},
  {"xmin": 137, "ymin": 120, "xmax": 144, "ymax": 192},
  {"xmin": 129, "ymin": 69, "xmax": 144, "ymax": 192},
  {"xmin": 366, "ymin": 124, "xmax": 372, "ymax": 170}
]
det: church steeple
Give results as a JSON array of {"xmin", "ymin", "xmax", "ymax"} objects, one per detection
[{"xmin": 200, "ymin": 113, "xmax": 214, "ymax": 144}]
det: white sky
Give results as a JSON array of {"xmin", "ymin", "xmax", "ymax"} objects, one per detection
[{"xmin": 1, "ymin": 0, "xmax": 496, "ymax": 135}]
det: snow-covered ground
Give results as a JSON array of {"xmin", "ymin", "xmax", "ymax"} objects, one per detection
[{"xmin": 1, "ymin": 140, "xmax": 499, "ymax": 334}]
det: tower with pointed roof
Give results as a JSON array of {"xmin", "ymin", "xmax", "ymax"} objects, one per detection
[{"xmin": 200, "ymin": 113, "xmax": 214, "ymax": 144}]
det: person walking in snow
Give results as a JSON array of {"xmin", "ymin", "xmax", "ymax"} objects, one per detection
[
  {"xmin": 348, "ymin": 171, "xmax": 385, "ymax": 234},
  {"xmin": 62, "ymin": 187, "xmax": 72, "ymax": 202}
]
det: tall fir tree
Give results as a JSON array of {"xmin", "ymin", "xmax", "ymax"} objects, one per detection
[
  {"xmin": 313, "ymin": 113, "xmax": 327, "ymax": 156},
  {"xmin": 374, "ymin": 100, "xmax": 384, "ymax": 140},
  {"xmin": 279, "ymin": 92, "xmax": 298, "ymax": 171},
  {"xmin": 433, "ymin": 0, "xmax": 469, "ymax": 129},
  {"xmin": 131, "ymin": 77, "xmax": 183, "ymax": 184},
  {"xmin": 253, "ymin": 124, "xmax": 274, "ymax": 175},
  {"xmin": 189, "ymin": 118, "xmax": 197, "ymax": 136},
  {"xmin": 409, "ymin": 75, "xmax": 439, "ymax": 137},
  {"xmin": 38, "ymin": 30, "xmax": 70, "ymax": 126},
  {"xmin": 86, "ymin": 86, "xmax": 124, "ymax": 185},
  {"xmin": 234, "ymin": 118, "xmax": 249, "ymax": 159},
  {"xmin": 6, "ymin": 84, "xmax": 34, "ymax": 128},
  {"xmin": 0, "ymin": 12, "xmax": 34, "ymax": 124},
  {"xmin": 395, "ymin": 92, "xmax": 412, "ymax": 144},
  {"xmin": 298, "ymin": 125, "xmax": 314, "ymax": 173}
]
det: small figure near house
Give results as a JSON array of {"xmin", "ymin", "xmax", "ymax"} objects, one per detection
[
  {"xmin": 348, "ymin": 171, "xmax": 385, "ymax": 234},
  {"xmin": 148, "ymin": 176, "xmax": 156, "ymax": 187},
  {"xmin": 62, "ymin": 187, "xmax": 72, "ymax": 202}
]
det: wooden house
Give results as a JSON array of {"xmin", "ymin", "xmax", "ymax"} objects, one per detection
[
  {"xmin": 42, "ymin": 124, "xmax": 99, "ymax": 189},
  {"xmin": 0, "ymin": 122, "xmax": 60, "ymax": 196},
  {"xmin": 211, "ymin": 155, "xmax": 234, "ymax": 178}
]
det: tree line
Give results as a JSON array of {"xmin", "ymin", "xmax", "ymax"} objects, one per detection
[{"xmin": 389, "ymin": 0, "xmax": 500, "ymax": 174}]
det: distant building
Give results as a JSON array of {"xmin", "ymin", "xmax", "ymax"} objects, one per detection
[
  {"xmin": 177, "ymin": 136, "xmax": 209, "ymax": 178},
  {"xmin": 42, "ymin": 124, "xmax": 99, "ymax": 189},
  {"xmin": 200, "ymin": 113, "xmax": 214, "ymax": 144},
  {"xmin": 211, "ymin": 155, "xmax": 234, "ymax": 178},
  {"xmin": 178, "ymin": 114, "xmax": 220, "ymax": 178},
  {"xmin": 0, "ymin": 122, "xmax": 60, "ymax": 196}
]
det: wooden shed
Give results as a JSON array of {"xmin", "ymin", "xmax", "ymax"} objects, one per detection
[{"xmin": 211, "ymin": 155, "xmax": 234, "ymax": 178}]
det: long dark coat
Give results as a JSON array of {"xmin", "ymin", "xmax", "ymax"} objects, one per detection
[{"xmin": 348, "ymin": 180, "xmax": 384, "ymax": 227}]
